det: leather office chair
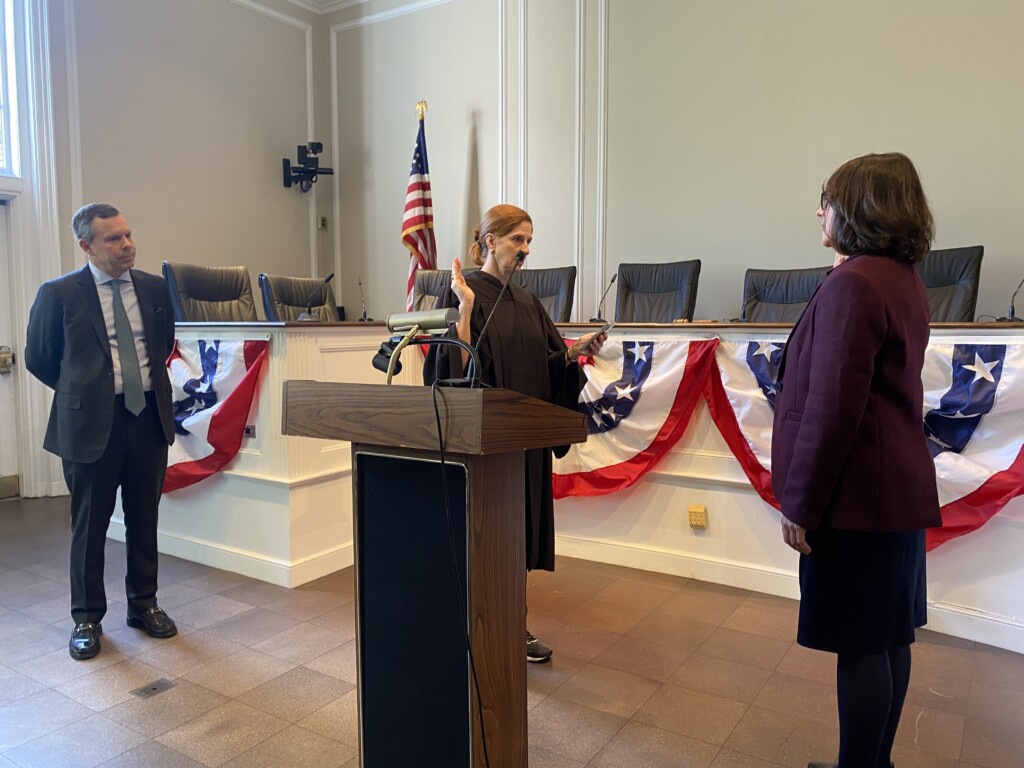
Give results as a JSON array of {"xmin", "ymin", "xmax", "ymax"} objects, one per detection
[
  {"xmin": 615, "ymin": 260, "xmax": 702, "ymax": 323},
  {"xmin": 740, "ymin": 266, "xmax": 830, "ymax": 322},
  {"xmin": 258, "ymin": 273, "xmax": 343, "ymax": 322},
  {"xmin": 412, "ymin": 269, "xmax": 452, "ymax": 312},
  {"xmin": 917, "ymin": 245, "xmax": 983, "ymax": 322},
  {"xmin": 512, "ymin": 266, "xmax": 577, "ymax": 323},
  {"xmin": 162, "ymin": 262, "xmax": 259, "ymax": 322}
]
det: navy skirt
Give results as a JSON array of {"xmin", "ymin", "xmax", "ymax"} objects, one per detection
[{"xmin": 797, "ymin": 527, "xmax": 927, "ymax": 655}]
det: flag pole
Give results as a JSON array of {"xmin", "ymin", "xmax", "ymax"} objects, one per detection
[{"xmin": 416, "ymin": 100, "xmax": 427, "ymax": 121}]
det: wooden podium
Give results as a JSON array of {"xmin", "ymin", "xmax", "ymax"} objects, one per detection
[{"xmin": 282, "ymin": 381, "xmax": 587, "ymax": 768}]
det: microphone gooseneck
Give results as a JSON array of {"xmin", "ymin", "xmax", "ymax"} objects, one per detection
[
  {"xmin": 1003, "ymin": 275, "xmax": 1024, "ymax": 322},
  {"xmin": 358, "ymin": 277, "xmax": 373, "ymax": 322},
  {"xmin": 303, "ymin": 273, "xmax": 334, "ymax": 317},
  {"xmin": 590, "ymin": 273, "xmax": 617, "ymax": 322}
]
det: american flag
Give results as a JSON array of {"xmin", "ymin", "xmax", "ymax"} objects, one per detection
[{"xmin": 402, "ymin": 117, "xmax": 437, "ymax": 310}]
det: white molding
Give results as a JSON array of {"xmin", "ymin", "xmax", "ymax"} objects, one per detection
[
  {"xmin": 498, "ymin": 0, "xmax": 507, "ymax": 201},
  {"xmin": 11, "ymin": 0, "xmax": 66, "ymax": 497},
  {"xmin": 927, "ymin": 600, "xmax": 1024, "ymax": 655},
  {"xmin": 225, "ymin": 0, "xmax": 313, "ymax": 30},
  {"xmin": 555, "ymin": 533, "xmax": 801, "ymax": 599},
  {"xmin": 594, "ymin": 0, "xmax": 608, "ymax": 316},
  {"xmin": 517, "ymin": 0, "xmax": 526, "ymax": 209},
  {"xmin": 331, "ymin": 0, "xmax": 451, "ymax": 33},
  {"xmin": 330, "ymin": 21, "xmax": 342, "ymax": 293},
  {"xmin": 109, "ymin": 521, "xmax": 354, "ymax": 587},
  {"xmin": 281, "ymin": 0, "xmax": 370, "ymax": 16},
  {"xmin": 572, "ymin": 0, "xmax": 584, "ymax": 320},
  {"xmin": 62, "ymin": 0, "xmax": 82, "ymax": 211}
]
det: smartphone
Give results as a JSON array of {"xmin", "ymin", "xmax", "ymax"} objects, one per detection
[{"xmin": 581, "ymin": 322, "xmax": 613, "ymax": 355}]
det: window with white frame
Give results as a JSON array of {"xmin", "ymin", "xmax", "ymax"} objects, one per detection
[{"xmin": 0, "ymin": 0, "xmax": 19, "ymax": 177}]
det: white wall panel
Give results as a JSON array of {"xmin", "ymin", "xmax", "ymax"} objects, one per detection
[{"xmin": 332, "ymin": 0, "xmax": 499, "ymax": 320}]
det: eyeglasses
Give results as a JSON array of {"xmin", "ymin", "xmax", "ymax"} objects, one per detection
[{"xmin": 819, "ymin": 191, "xmax": 831, "ymax": 210}]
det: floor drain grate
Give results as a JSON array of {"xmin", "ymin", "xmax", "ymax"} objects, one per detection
[{"xmin": 130, "ymin": 678, "xmax": 176, "ymax": 699}]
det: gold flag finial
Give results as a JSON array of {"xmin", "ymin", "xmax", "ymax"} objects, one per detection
[{"xmin": 416, "ymin": 100, "xmax": 427, "ymax": 120}]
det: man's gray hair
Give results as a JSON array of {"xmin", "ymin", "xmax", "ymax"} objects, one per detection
[{"xmin": 72, "ymin": 203, "xmax": 120, "ymax": 243}]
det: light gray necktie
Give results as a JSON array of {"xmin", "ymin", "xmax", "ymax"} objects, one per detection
[{"xmin": 111, "ymin": 278, "xmax": 146, "ymax": 416}]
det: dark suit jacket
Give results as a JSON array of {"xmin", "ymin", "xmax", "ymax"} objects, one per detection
[
  {"xmin": 771, "ymin": 254, "xmax": 941, "ymax": 533},
  {"xmin": 25, "ymin": 265, "xmax": 176, "ymax": 463}
]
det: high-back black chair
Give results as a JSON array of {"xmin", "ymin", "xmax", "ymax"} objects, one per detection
[
  {"xmin": 615, "ymin": 260, "xmax": 702, "ymax": 323},
  {"xmin": 258, "ymin": 273, "xmax": 343, "ymax": 322},
  {"xmin": 412, "ymin": 269, "xmax": 452, "ymax": 312},
  {"xmin": 917, "ymin": 245, "xmax": 983, "ymax": 322},
  {"xmin": 512, "ymin": 266, "xmax": 577, "ymax": 323},
  {"xmin": 162, "ymin": 262, "xmax": 259, "ymax": 322},
  {"xmin": 740, "ymin": 266, "xmax": 831, "ymax": 322}
]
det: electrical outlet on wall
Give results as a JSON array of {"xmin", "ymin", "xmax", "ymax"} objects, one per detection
[{"xmin": 688, "ymin": 504, "xmax": 707, "ymax": 530}]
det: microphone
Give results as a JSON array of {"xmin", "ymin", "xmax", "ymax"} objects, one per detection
[
  {"xmin": 727, "ymin": 277, "xmax": 782, "ymax": 322},
  {"xmin": 998, "ymin": 275, "xmax": 1024, "ymax": 322},
  {"xmin": 387, "ymin": 307, "xmax": 460, "ymax": 334},
  {"xmin": 590, "ymin": 274, "xmax": 617, "ymax": 322},
  {"xmin": 357, "ymin": 277, "xmax": 373, "ymax": 322},
  {"xmin": 298, "ymin": 273, "xmax": 334, "ymax": 321},
  {"xmin": 470, "ymin": 250, "xmax": 525, "ymax": 382}
]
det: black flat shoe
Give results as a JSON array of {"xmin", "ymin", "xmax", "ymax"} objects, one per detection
[
  {"xmin": 69, "ymin": 622, "xmax": 102, "ymax": 660},
  {"xmin": 126, "ymin": 606, "xmax": 177, "ymax": 638}
]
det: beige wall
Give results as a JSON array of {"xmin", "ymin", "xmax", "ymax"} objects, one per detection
[
  {"xmin": 49, "ymin": 0, "xmax": 321, "ymax": 316},
  {"xmin": 331, "ymin": 0, "xmax": 1024, "ymax": 323},
  {"xmin": 45, "ymin": 0, "xmax": 1024, "ymax": 320}
]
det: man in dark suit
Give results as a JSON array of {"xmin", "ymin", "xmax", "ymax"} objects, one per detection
[{"xmin": 25, "ymin": 203, "xmax": 178, "ymax": 660}]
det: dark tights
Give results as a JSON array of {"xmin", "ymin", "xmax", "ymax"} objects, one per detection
[{"xmin": 836, "ymin": 644, "xmax": 911, "ymax": 768}]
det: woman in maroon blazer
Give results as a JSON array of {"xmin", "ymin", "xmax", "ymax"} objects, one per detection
[{"xmin": 771, "ymin": 153, "xmax": 942, "ymax": 768}]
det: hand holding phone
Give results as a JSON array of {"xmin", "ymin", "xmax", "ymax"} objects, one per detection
[{"xmin": 580, "ymin": 322, "xmax": 613, "ymax": 356}]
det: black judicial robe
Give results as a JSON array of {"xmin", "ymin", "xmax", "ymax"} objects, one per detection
[{"xmin": 424, "ymin": 270, "xmax": 585, "ymax": 570}]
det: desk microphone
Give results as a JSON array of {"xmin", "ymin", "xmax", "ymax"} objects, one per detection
[
  {"xmin": 298, "ymin": 273, "xmax": 334, "ymax": 321},
  {"xmin": 590, "ymin": 274, "xmax": 617, "ymax": 322},
  {"xmin": 357, "ymin": 277, "xmax": 373, "ymax": 322},
  {"xmin": 471, "ymin": 250, "xmax": 525, "ymax": 381},
  {"xmin": 997, "ymin": 275, "xmax": 1024, "ymax": 322},
  {"xmin": 727, "ymin": 277, "xmax": 781, "ymax": 323}
]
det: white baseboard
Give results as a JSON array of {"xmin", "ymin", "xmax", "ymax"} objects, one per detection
[
  {"xmin": 555, "ymin": 533, "xmax": 800, "ymax": 599},
  {"xmin": 108, "ymin": 520, "xmax": 354, "ymax": 588},
  {"xmin": 555, "ymin": 533, "xmax": 1024, "ymax": 654},
  {"xmin": 926, "ymin": 601, "xmax": 1024, "ymax": 655}
]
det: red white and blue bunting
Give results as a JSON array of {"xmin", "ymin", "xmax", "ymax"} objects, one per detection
[
  {"xmin": 553, "ymin": 334, "xmax": 1024, "ymax": 550},
  {"xmin": 164, "ymin": 338, "xmax": 269, "ymax": 493}
]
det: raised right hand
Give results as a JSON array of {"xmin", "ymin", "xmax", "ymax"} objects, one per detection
[{"xmin": 451, "ymin": 257, "xmax": 475, "ymax": 308}]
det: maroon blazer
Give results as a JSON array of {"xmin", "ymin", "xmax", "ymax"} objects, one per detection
[{"xmin": 771, "ymin": 254, "xmax": 941, "ymax": 533}]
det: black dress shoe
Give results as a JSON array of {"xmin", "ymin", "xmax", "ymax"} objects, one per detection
[
  {"xmin": 126, "ymin": 606, "xmax": 177, "ymax": 638},
  {"xmin": 69, "ymin": 622, "xmax": 102, "ymax": 660}
]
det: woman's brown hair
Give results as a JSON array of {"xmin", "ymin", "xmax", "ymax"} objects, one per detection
[
  {"xmin": 822, "ymin": 152, "xmax": 934, "ymax": 265},
  {"xmin": 469, "ymin": 204, "xmax": 533, "ymax": 267}
]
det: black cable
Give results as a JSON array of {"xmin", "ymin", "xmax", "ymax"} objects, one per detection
[{"xmin": 430, "ymin": 379, "xmax": 492, "ymax": 768}]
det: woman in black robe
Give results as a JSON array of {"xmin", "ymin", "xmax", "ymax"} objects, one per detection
[{"xmin": 424, "ymin": 204, "xmax": 606, "ymax": 663}]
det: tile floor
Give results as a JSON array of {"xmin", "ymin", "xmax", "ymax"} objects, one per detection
[{"xmin": 1, "ymin": 495, "xmax": 1022, "ymax": 767}]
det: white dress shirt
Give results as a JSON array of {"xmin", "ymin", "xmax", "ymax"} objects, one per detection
[{"xmin": 87, "ymin": 261, "xmax": 154, "ymax": 393}]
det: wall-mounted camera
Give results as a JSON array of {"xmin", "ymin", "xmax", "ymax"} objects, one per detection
[{"xmin": 282, "ymin": 142, "xmax": 334, "ymax": 192}]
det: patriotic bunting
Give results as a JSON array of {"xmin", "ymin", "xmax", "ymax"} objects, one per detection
[
  {"xmin": 164, "ymin": 338, "xmax": 269, "ymax": 493},
  {"xmin": 552, "ymin": 339, "xmax": 716, "ymax": 497},
  {"xmin": 923, "ymin": 342, "xmax": 1024, "ymax": 548},
  {"xmin": 554, "ymin": 333, "xmax": 1024, "ymax": 549}
]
